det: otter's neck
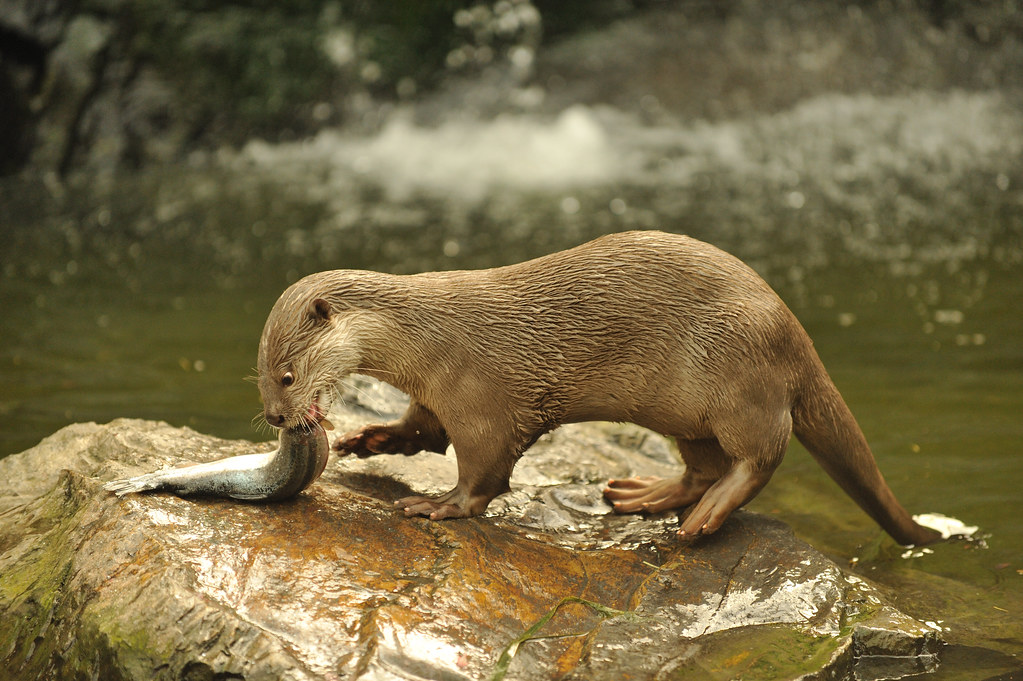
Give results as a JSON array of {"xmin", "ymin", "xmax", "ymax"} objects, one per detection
[{"xmin": 342, "ymin": 310, "xmax": 434, "ymax": 399}]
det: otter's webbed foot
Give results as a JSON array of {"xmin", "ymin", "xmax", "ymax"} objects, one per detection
[
  {"xmin": 674, "ymin": 465, "xmax": 771, "ymax": 541},
  {"xmin": 396, "ymin": 487, "xmax": 493, "ymax": 520},
  {"xmin": 603, "ymin": 475, "xmax": 708, "ymax": 514},
  {"xmin": 334, "ymin": 422, "xmax": 446, "ymax": 458}
]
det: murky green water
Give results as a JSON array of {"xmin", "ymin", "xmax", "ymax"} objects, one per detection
[{"xmin": 2, "ymin": 95, "xmax": 1021, "ymax": 677}]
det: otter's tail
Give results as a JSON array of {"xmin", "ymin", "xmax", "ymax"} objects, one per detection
[{"xmin": 792, "ymin": 367, "xmax": 941, "ymax": 546}]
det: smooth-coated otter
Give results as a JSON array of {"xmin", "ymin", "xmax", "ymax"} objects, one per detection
[{"xmin": 257, "ymin": 230, "xmax": 940, "ymax": 546}]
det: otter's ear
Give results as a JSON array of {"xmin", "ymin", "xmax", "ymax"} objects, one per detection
[{"xmin": 309, "ymin": 298, "xmax": 332, "ymax": 323}]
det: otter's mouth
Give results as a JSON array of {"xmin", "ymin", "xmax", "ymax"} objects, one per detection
[{"xmin": 304, "ymin": 391, "xmax": 329, "ymax": 424}]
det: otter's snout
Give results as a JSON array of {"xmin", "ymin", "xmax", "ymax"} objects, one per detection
[{"xmin": 264, "ymin": 410, "xmax": 287, "ymax": 427}]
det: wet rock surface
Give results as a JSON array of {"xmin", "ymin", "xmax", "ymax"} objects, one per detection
[{"xmin": 0, "ymin": 379, "xmax": 941, "ymax": 681}]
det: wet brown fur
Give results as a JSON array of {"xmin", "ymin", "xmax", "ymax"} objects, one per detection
[{"xmin": 257, "ymin": 230, "xmax": 940, "ymax": 546}]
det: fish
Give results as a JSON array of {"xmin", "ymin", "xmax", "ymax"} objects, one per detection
[{"xmin": 103, "ymin": 422, "xmax": 331, "ymax": 501}]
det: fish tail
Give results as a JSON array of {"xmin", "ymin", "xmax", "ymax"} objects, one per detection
[{"xmin": 103, "ymin": 472, "xmax": 167, "ymax": 496}]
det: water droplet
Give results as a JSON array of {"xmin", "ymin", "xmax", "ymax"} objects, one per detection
[
  {"xmin": 396, "ymin": 78, "xmax": 417, "ymax": 99},
  {"xmin": 442, "ymin": 240, "xmax": 461, "ymax": 257},
  {"xmin": 311, "ymin": 102, "xmax": 332, "ymax": 122},
  {"xmin": 360, "ymin": 62, "xmax": 382, "ymax": 84}
]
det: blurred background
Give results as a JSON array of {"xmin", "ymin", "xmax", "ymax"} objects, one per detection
[{"xmin": 1, "ymin": 1, "xmax": 1021, "ymax": 678}]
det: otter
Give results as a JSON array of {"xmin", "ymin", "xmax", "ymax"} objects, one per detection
[{"xmin": 257, "ymin": 230, "xmax": 940, "ymax": 546}]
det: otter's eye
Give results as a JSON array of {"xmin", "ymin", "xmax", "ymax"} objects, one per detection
[{"xmin": 281, "ymin": 371, "xmax": 294, "ymax": 387}]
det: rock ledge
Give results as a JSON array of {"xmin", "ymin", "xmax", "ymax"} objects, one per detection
[{"xmin": 0, "ymin": 383, "xmax": 941, "ymax": 680}]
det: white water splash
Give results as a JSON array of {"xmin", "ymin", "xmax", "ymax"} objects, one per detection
[
  {"xmin": 235, "ymin": 91, "xmax": 1021, "ymax": 213},
  {"xmin": 913, "ymin": 512, "xmax": 979, "ymax": 540}
]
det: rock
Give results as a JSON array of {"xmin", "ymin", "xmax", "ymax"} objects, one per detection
[{"xmin": 0, "ymin": 379, "xmax": 941, "ymax": 681}]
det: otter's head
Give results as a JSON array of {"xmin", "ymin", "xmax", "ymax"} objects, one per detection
[{"xmin": 257, "ymin": 280, "xmax": 362, "ymax": 428}]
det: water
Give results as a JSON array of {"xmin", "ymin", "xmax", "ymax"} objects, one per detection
[{"xmin": 1, "ymin": 92, "xmax": 1021, "ymax": 677}]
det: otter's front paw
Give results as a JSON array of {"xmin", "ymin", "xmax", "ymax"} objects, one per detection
[
  {"xmin": 395, "ymin": 487, "xmax": 491, "ymax": 520},
  {"xmin": 334, "ymin": 424, "xmax": 410, "ymax": 457},
  {"xmin": 396, "ymin": 496, "xmax": 468, "ymax": 520}
]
